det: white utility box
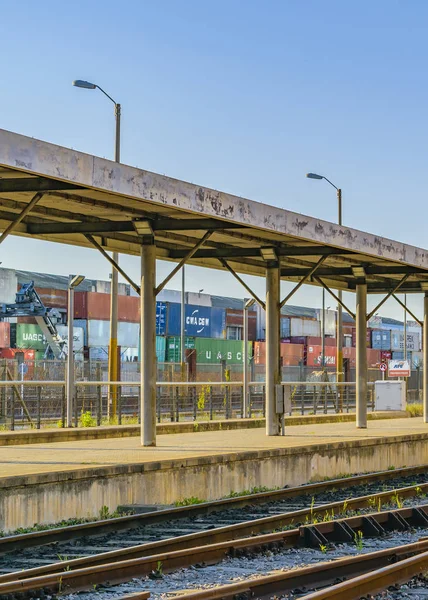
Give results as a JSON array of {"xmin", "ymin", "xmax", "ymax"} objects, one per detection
[{"xmin": 374, "ymin": 380, "xmax": 406, "ymax": 411}]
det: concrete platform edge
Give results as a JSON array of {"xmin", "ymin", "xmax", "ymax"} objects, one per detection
[{"xmin": 0, "ymin": 410, "xmax": 407, "ymax": 446}]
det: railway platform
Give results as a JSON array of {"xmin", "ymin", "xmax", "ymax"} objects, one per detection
[{"xmin": 0, "ymin": 415, "xmax": 426, "ymax": 531}]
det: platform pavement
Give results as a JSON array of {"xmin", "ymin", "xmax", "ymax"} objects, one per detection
[
  {"xmin": 0, "ymin": 416, "xmax": 423, "ymax": 479},
  {"xmin": 0, "ymin": 410, "xmax": 407, "ymax": 446},
  {"xmin": 0, "ymin": 415, "xmax": 427, "ymax": 531}
]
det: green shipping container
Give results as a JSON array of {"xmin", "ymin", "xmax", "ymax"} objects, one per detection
[
  {"xmin": 195, "ymin": 338, "xmax": 252, "ymax": 364},
  {"xmin": 166, "ymin": 336, "xmax": 195, "ymax": 362},
  {"xmin": 138, "ymin": 336, "xmax": 166, "ymax": 362},
  {"xmin": 15, "ymin": 324, "xmax": 47, "ymax": 351},
  {"xmin": 156, "ymin": 336, "xmax": 166, "ymax": 363}
]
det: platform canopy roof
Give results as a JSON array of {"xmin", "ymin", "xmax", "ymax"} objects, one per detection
[{"xmin": 1, "ymin": 128, "xmax": 428, "ymax": 294}]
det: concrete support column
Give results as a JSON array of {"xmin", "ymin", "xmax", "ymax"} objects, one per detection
[
  {"xmin": 356, "ymin": 283, "xmax": 367, "ymax": 428},
  {"xmin": 140, "ymin": 242, "xmax": 156, "ymax": 446},
  {"xmin": 423, "ymin": 293, "xmax": 428, "ymax": 423},
  {"xmin": 266, "ymin": 264, "xmax": 280, "ymax": 436}
]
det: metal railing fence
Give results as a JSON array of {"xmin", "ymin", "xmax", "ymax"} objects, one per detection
[{"xmin": 0, "ymin": 379, "xmax": 375, "ymax": 430}]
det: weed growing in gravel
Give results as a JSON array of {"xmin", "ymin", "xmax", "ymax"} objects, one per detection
[
  {"xmin": 223, "ymin": 486, "xmax": 280, "ymax": 498},
  {"xmin": 319, "ymin": 544, "xmax": 328, "ymax": 554},
  {"xmin": 174, "ymin": 496, "xmax": 205, "ymax": 507},
  {"xmin": 416, "ymin": 486, "xmax": 426, "ymax": 498},
  {"xmin": 354, "ymin": 530, "xmax": 364, "ymax": 551},
  {"xmin": 99, "ymin": 505, "xmax": 121, "ymax": 519},
  {"xmin": 391, "ymin": 492, "xmax": 403, "ymax": 509}
]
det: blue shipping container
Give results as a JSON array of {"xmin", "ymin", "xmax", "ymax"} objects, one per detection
[
  {"xmin": 371, "ymin": 330, "xmax": 391, "ymax": 350},
  {"xmin": 280, "ymin": 317, "xmax": 290, "ymax": 339},
  {"xmin": 392, "ymin": 351, "xmax": 404, "ymax": 360},
  {"xmin": 166, "ymin": 303, "xmax": 225, "ymax": 338},
  {"xmin": 156, "ymin": 302, "xmax": 167, "ymax": 335}
]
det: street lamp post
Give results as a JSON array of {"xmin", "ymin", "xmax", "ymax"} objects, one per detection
[
  {"xmin": 73, "ymin": 80, "xmax": 121, "ymax": 419},
  {"xmin": 306, "ymin": 173, "xmax": 344, "ymax": 398},
  {"xmin": 243, "ymin": 298, "xmax": 255, "ymax": 418},
  {"xmin": 67, "ymin": 275, "xmax": 85, "ymax": 427}
]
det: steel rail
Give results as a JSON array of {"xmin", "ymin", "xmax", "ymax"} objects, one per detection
[
  {"xmin": 1, "ymin": 485, "xmax": 428, "ymax": 588},
  {"xmin": 303, "ymin": 548, "xmax": 428, "ymax": 599},
  {"xmin": 2, "ymin": 507, "xmax": 428, "ymax": 597},
  {"xmin": 0, "ymin": 464, "xmax": 427, "ymax": 554},
  {"xmin": 169, "ymin": 539, "xmax": 428, "ymax": 600}
]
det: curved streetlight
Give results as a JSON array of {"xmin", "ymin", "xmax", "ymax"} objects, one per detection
[
  {"xmin": 306, "ymin": 172, "xmax": 344, "ymax": 393},
  {"xmin": 73, "ymin": 79, "xmax": 121, "ymax": 419},
  {"xmin": 72, "ymin": 80, "xmax": 121, "ymax": 162}
]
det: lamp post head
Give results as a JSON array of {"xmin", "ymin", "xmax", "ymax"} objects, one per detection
[
  {"xmin": 69, "ymin": 274, "xmax": 86, "ymax": 289},
  {"xmin": 306, "ymin": 173, "xmax": 324, "ymax": 180},
  {"xmin": 73, "ymin": 80, "xmax": 97, "ymax": 90}
]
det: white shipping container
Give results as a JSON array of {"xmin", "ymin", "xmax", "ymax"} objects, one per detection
[
  {"xmin": 290, "ymin": 317, "xmax": 320, "ymax": 337},
  {"xmin": 89, "ymin": 346, "xmax": 108, "ymax": 361},
  {"xmin": 391, "ymin": 332, "xmax": 420, "ymax": 351},
  {"xmin": 412, "ymin": 351, "xmax": 423, "ymax": 368},
  {"xmin": 56, "ymin": 325, "xmax": 84, "ymax": 353},
  {"xmin": 87, "ymin": 320, "xmax": 140, "ymax": 347},
  {"xmin": 316, "ymin": 309, "xmax": 335, "ymax": 336},
  {"xmin": 0, "ymin": 268, "xmax": 18, "ymax": 304},
  {"xmin": 255, "ymin": 302, "xmax": 266, "ymax": 340}
]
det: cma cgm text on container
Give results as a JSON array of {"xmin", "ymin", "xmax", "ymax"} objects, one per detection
[{"xmin": 167, "ymin": 304, "xmax": 225, "ymax": 338}]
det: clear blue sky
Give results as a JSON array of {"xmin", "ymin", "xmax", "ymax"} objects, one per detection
[{"xmin": 1, "ymin": 0, "xmax": 426, "ymax": 319}]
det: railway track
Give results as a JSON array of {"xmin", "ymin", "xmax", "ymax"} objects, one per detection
[
  {"xmin": 2, "ymin": 465, "xmax": 428, "ymax": 599},
  {"xmin": 1, "ymin": 504, "xmax": 428, "ymax": 598},
  {"xmin": 2, "ymin": 464, "xmax": 428, "ymax": 556}
]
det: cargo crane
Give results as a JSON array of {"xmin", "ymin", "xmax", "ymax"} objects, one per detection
[{"xmin": 0, "ymin": 282, "xmax": 67, "ymax": 359}]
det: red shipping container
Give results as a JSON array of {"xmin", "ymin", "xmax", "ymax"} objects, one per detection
[
  {"xmin": 351, "ymin": 328, "xmax": 372, "ymax": 348},
  {"xmin": 306, "ymin": 344, "xmax": 336, "ymax": 367},
  {"xmin": 0, "ymin": 348, "xmax": 35, "ymax": 360},
  {"xmin": 74, "ymin": 291, "xmax": 140, "ymax": 322},
  {"xmin": 367, "ymin": 348, "xmax": 381, "ymax": 367},
  {"xmin": 225, "ymin": 309, "xmax": 257, "ymax": 340},
  {"xmin": 307, "ymin": 337, "xmax": 336, "ymax": 347},
  {"xmin": 0, "ymin": 322, "xmax": 10, "ymax": 348}
]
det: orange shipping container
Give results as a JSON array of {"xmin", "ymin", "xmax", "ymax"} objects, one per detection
[
  {"xmin": 0, "ymin": 322, "xmax": 10, "ymax": 348},
  {"xmin": 36, "ymin": 287, "xmax": 68, "ymax": 309},
  {"xmin": 74, "ymin": 291, "xmax": 139, "ymax": 322},
  {"xmin": 343, "ymin": 347, "xmax": 381, "ymax": 368},
  {"xmin": 253, "ymin": 342, "xmax": 303, "ymax": 366}
]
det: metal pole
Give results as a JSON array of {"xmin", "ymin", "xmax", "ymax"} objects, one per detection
[
  {"xmin": 181, "ymin": 266, "xmax": 186, "ymax": 381},
  {"xmin": 321, "ymin": 288, "xmax": 325, "ymax": 371},
  {"xmin": 243, "ymin": 300, "xmax": 249, "ymax": 418},
  {"xmin": 336, "ymin": 188, "xmax": 344, "ymax": 391},
  {"xmin": 356, "ymin": 283, "xmax": 368, "ymax": 428},
  {"xmin": 66, "ymin": 284, "xmax": 75, "ymax": 427},
  {"xmin": 266, "ymin": 264, "xmax": 280, "ymax": 435},
  {"xmin": 404, "ymin": 294, "xmax": 407, "ymax": 361},
  {"xmin": 108, "ymin": 103, "xmax": 121, "ymax": 419},
  {"xmin": 140, "ymin": 241, "xmax": 157, "ymax": 446},
  {"xmin": 424, "ymin": 293, "xmax": 428, "ymax": 423}
]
